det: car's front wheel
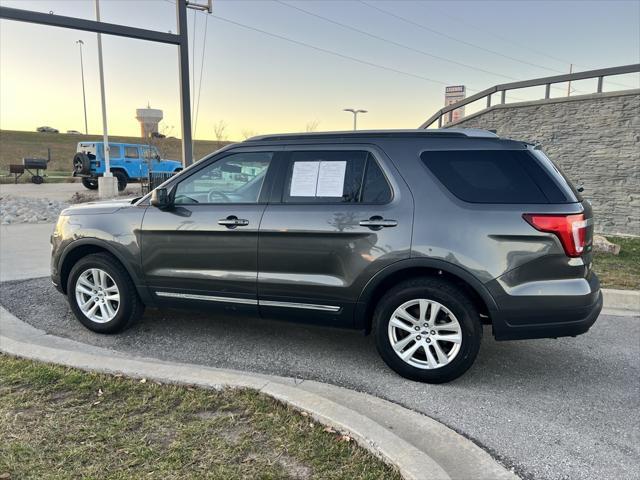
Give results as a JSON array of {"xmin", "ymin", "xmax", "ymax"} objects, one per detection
[
  {"xmin": 373, "ymin": 277, "xmax": 482, "ymax": 383},
  {"xmin": 67, "ymin": 253, "xmax": 144, "ymax": 333}
]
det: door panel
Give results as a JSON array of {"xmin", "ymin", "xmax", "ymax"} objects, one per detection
[
  {"xmin": 140, "ymin": 149, "xmax": 277, "ymax": 312},
  {"xmin": 257, "ymin": 147, "xmax": 413, "ymax": 327},
  {"xmin": 141, "ymin": 204, "xmax": 265, "ymax": 298}
]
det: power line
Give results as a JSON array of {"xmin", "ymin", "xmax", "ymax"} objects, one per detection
[
  {"xmin": 193, "ymin": 12, "xmax": 209, "ymax": 139},
  {"xmin": 275, "ymin": 0, "xmax": 522, "ymax": 82},
  {"xmin": 210, "ymin": 14, "xmax": 482, "ymax": 91},
  {"xmin": 430, "ymin": 5, "xmax": 637, "ymax": 90},
  {"xmin": 359, "ymin": 0, "xmax": 568, "ymax": 75}
]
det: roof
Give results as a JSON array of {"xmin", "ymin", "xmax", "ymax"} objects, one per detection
[{"xmin": 244, "ymin": 128, "xmax": 499, "ymax": 143}]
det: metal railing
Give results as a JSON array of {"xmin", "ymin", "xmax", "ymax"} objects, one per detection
[
  {"xmin": 420, "ymin": 64, "xmax": 640, "ymax": 129},
  {"xmin": 141, "ymin": 171, "xmax": 178, "ymax": 195}
]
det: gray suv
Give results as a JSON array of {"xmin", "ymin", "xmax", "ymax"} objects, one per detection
[{"xmin": 51, "ymin": 129, "xmax": 602, "ymax": 383}]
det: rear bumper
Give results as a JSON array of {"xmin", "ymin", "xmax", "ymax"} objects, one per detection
[{"xmin": 486, "ymin": 272, "xmax": 602, "ymax": 341}]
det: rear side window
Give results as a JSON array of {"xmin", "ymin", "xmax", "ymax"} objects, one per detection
[
  {"xmin": 282, "ymin": 151, "xmax": 392, "ymax": 204},
  {"xmin": 420, "ymin": 150, "xmax": 576, "ymax": 204}
]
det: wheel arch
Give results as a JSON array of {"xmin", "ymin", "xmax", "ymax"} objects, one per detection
[
  {"xmin": 58, "ymin": 239, "xmax": 147, "ymax": 301},
  {"xmin": 355, "ymin": 258, "xmax": 498, "ymax": 333},
  {"xmin": 110, "ymin": 167, "xmax": 129, "ymax": 179}
]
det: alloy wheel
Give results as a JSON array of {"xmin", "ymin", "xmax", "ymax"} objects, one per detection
[
  {"xmin": 74, "ymin": 268, "xmax": 120, "ymax": 323},
  {"xmin": 388, "ymin": 299, "xmax": 462, "ymax": 369}
]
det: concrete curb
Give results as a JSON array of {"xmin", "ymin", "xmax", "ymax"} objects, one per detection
[
  {"xmin": 602, "ymin": 289, "xmax": 640, "ymax": 316},
  {"xmin": 0, "ymin": 306, "xmax": 517, "ymax": 480}
]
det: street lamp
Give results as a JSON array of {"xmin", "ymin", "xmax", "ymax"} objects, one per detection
[
  {"xmin": 76, "ymin": 39, "xmax": 88, "ymax": 135},
  {"xmin": 343, "ymin": 108, "xmax": 367, "ymax": 131}
]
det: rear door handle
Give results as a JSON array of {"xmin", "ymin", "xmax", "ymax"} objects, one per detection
[
  {"xmin": 359, "ymin": 216, "xmax": 398, "ymax": 230},
  {"xmin": 218, "ymin": 216, "xmax": 249, "ymax": 228}
]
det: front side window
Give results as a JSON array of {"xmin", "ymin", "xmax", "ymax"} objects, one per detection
[
  {"xmin": 283, "ymin": 151, "xmax": 392, "ymax": 204},
  {"xmin": 125, "ymin": 146, "xmax": 139, "ymax": 159},
  {"xmin": 141, "ymin": 146, "xmax": 159, "ymax": 161},
  {"xmin": 174, "ymin": 152, "xmax": 272, "ymax": 204}
]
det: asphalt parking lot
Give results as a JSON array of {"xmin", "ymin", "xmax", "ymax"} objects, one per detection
[{"xmin": 2, "ymin": 277, "xmax": 638, "ymax": 480}]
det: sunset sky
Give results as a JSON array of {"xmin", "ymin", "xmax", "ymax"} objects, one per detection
[{"xmin": 1, "ymin": 0, "xmax": 639, "ymax": 141}]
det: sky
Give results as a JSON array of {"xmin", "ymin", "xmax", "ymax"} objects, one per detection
[{"xmin": 1, "ymin": 0, "xmax": 639, "ymax": 141}]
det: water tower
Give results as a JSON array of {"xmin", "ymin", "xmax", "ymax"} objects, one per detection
[{"xmin": 135, "ymin": 103, "xmax": 163, "ymax": 138}]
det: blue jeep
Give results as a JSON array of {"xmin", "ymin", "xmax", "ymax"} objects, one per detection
[{"xmin": 72, "ymin": 142, "xmax": 182, "ymax": 191}]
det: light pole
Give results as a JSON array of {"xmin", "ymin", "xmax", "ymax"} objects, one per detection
[
  {"xmin": 95, "ymin": 0, "xmax": 116, "ymax": 199},
  {"xmin": 343, "ymin": 108, "xmax": 367, "ymax": 130},
  {"xmin": 76, "ymin": 39, "xmax": 88, "ymax": 135}
]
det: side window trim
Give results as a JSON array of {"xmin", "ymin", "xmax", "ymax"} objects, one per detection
[{"xmin": 272, "ymin": 148, "xmax": 394, "ymax": 205}]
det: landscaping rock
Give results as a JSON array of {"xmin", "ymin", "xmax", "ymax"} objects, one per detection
[
  {"xmin": 592, "ymin": 235, "xmax": 621, "ymax": 255},
  {"xmin": 0, "ymin": 195, "xmax": 69, "ymax": 225}
]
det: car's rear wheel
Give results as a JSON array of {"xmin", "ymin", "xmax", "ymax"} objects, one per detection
[
  {"xmin": 67, "ymin": 253, "xmax": 144, "ymax": 333},
  {"xmin": 82, "ymin": 177, "xmax": 98, "ymax": 190},
  {"xmin": 373, "ymin": 277, "xmax": 482, "ymax": 383}
]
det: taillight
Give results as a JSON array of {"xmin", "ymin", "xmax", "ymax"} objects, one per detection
[{"xmin": 523, "ymin": 213, "xmax": 589, "ymax": 257}]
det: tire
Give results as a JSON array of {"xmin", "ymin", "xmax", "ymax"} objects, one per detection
[
  {"xmin": 113, "ymin": 171, "xmax": 127, "ymax": 191},
  {"xmin": 31, "ymin": 175, "xmax": 44, "ymax": 184},
  {"xmin": 67, "ymin": 252, "xmax": 144, "ymax": 334},
  {"xmin": 373, "ymin": 277, "xmax": 482, "ymax": 383},
  {"xmin": 82, "ymin": 177, "xmax": 99, "ymax": 190},
  {"xmin": 73, "ymin": 152, "xmax": 91, "ymax": 175}
]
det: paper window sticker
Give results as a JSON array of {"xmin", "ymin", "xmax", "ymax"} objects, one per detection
[
  {"xmin": 316, "ymin": 161, "xmax": 346, "ymax": 197},
  {"xmin": 290, "ymin": 161, "xmax": 320, "ymax": 196}
]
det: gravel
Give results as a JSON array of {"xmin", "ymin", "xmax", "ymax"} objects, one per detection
[
  {"xmin": 0, "ymin": 195, "xmax": 69, "ymax": 224},
  {"xmin": 1, "ymin": 277, "xmax": 639, "ymax": 480}
]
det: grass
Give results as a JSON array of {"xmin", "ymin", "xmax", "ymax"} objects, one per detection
[
  {"xmin": 593, "ymin": 236, "xmax": 640, "ymax": 290},
  {"xmin": 0, "ymin": 355, "xmax": 399, "ymax": 480},
  {"xmin": 0, "ymin": 129, "xmax": 229, "ymax": 174}
]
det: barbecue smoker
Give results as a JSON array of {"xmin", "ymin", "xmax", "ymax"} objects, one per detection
[{"xmin": 8, "ymin": 150, "xmax": 50, "ymax": 184}]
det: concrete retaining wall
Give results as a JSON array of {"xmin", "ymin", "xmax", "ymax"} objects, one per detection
[{"xmin": 447, "ymin": 90, "xmax": 640, "ymax": 236}]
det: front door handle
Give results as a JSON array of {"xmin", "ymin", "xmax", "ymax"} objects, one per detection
[
  {"xmin": 359, "ymin": 216, "xmax": 398, "ymax": 230},
  {"xmin": 218, "ymin": 216, "xmax": 249, "ymax": 228}
]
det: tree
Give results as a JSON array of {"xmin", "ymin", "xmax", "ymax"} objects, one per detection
[
  {"xmin": 213, "ymin": 120, "xmax": 228, "ymax": 141},
  {"xmin": 305, "ymin": 120, "xmax": 320, "ymax": 132},
  {"xmin": 241, "ymin": 129, "xmax": 257, "ymax": 140}
]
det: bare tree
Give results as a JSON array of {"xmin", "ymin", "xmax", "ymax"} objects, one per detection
[
  {"xmin": 240, "ymin": 129, "xmax": 257, "ymax": 140},
  {"xmin": 305, "ymin": 120, "xmax": 320, "ymax": 132},
  {"xmin": 213, "ymin": 120, "xmax": 228, "ymax": 141}
]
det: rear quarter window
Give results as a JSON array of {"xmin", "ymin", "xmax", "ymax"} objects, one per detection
[{"xmin": 420, "ymin": 149, "xmax": 576, "ymax": 204}]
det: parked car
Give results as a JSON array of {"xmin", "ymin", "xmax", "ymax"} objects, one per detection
[
  {"xmin": 72, "ymin": 141, "xmax": 182, "ymax": 191},
  {"xmin": 37, "ymin": 126, "xmax": 59, "ymax": 133},
  {"xmin": 51, "ymin": 129, "xmax": 602, "ymax": 383},
  {"xmin": 67, "ymin": 130, "xmax": 82, "ymax": 135}
]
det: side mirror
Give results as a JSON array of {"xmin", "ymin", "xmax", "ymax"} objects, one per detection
[
  {"xmin": 150, "ymin": 187, "xmax": 172, "ymax": 209},
  {"xmin": 155, "ymin": 154, "xmax": 161, "ymax": 161}
]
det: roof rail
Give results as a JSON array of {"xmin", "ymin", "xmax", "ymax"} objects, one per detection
[{"xmin": 245, "ymin": 129, "xmax": 498, "ymax": 142}]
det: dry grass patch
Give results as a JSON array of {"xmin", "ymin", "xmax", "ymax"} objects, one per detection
[{"xmin": 0, "ymin": 355, "xmax": 400, "ymax": 480}]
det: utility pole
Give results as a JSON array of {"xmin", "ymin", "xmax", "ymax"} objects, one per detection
[
  {"xmin": 94, "ymin": 0, "xmax": 116, "ymax": 198},
  {"xmin": 76, "ymin": 39, "xmax": 88, "ymax": 135},
  {"xmin": 343, "ymin": 108, "xmax": 367, "ymax": 131},
  {"xmin": 567, "ymin": 63, "xmax": 573, "ymax": 97},
  {"xmin": 176, "ymin": 0, "xmax": 193, "ymax": 167}
]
